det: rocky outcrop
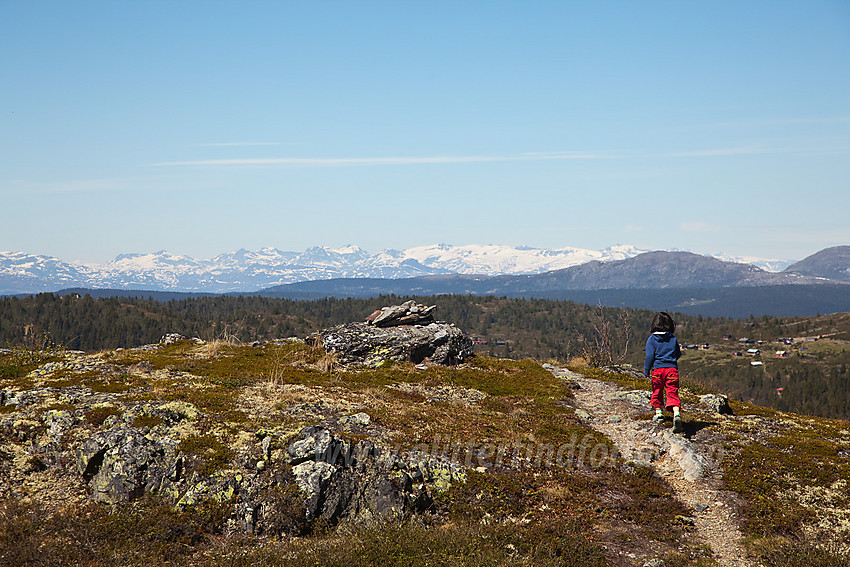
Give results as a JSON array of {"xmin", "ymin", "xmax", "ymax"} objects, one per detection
[
  {"xmin": 314, "ymin": 321, "xmax": 473, "ymax": 366},
  {"xmin": 312, "ymin": 301, "xmax": 474, "ymax": 366},
  {"xmin": 284, "ymin": 425, "xmax": 465, "ymax": 524},
  {"xmin": 68, "ymin": 419, "xmax": 465, "ymax": 530},
  {"xmin": 365, "ymin": 300, "xmax": 436, "ymax": 327},
  {"xmin": 76, "ymin": 425, "xmax": 181, "ymax": 504},
  {"xmin": 699, "ymin": 394, "xmax": 732, "ymax": 415},
  {"xmin": 602, "ymin": 365, "xmax": 647, "ymax": 381},
  {"xmin": 1, "ymin": 343, "xmax": 474, "ymax": 538}
]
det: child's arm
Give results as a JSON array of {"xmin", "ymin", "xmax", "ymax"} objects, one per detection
[{"xmin": 644, "ymin": 338, "xmax": 654, "ymax": 376}]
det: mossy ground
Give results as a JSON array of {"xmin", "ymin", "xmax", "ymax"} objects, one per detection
[
  {"xmin": 720, "ymin": 408, "xmax": 850, "ymax": 555},
  {"xmin": 2, "ymin": 340, "xmax": 848, "ymax": 565}
]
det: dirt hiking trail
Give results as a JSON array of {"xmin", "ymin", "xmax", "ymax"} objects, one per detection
[{"xmin": 545, "ymin": 365, "xmax": 754, "ymax": 567}]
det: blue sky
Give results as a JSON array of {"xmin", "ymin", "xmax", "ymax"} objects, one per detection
[{"xmin": 2, "ymin": 1, "xmax": 849, "ymax": 264}]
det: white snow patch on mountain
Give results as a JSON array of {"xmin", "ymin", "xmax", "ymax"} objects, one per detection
[
  {"xmin": 400, "ymin": 244, "xmax": 644, "ymax": 275},
  {"xmin": 711, "ymin": 253, "xmax": 793, "ymax": 272},
  {"xmin": 0, "ymin": 244, "xmax": 797, "ymax": 294}
]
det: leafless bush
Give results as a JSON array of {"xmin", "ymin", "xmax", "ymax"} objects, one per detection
[{"xmin": 577, "ymin": 303, "xmax": 632, "ymax": 368}]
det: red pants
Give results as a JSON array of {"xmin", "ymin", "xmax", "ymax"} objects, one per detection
[{"xmin": 650, "ymin": 367, "xmax": 681, "ymax": 411}]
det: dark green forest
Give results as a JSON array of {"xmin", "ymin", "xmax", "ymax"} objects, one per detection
[{"xmin": 2, "ymin": 293, "xmax": 849, "ymax": 420}]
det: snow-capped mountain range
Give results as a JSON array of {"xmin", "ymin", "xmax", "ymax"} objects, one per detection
[{"xmin": 0, "ymin": 244, "xmax": 792, "ymax": 294}]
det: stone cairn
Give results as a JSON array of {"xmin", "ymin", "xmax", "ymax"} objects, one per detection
[
  {"xmin": 365, "ymin": 300, "xmax": 436, "ymax": 327},
  {"xmin": 313, "ymin": 301, "xmax": 473, "ymax": 366}
]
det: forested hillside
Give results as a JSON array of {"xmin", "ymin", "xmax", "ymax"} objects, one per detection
[
  {"xmin": 2, "ymin": 293, "xmax": 849, "ymax": 419},
  {"xmin": 679, "ymin": 312, "xmax": 850, "ymax": 421}
]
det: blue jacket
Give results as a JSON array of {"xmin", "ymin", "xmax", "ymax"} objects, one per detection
[{"xmin": 644, "ymin": 332, "xmax": 681, "ymax": 376}]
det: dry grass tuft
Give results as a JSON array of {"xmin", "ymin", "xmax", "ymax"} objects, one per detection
[
  {"xmin": 261, "ymin": 347, "xmax": 288, "ymax": 385},
  {"xmin": 315, "ymin": 352, "xmax": 339, "ymax": 373},
  {"xmin": 193, "ymin": 337, "xmax": 240, "ymax": 358}
]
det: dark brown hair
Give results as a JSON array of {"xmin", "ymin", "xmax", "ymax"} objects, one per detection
[{"xmin": 650, "ymin": 312, "xmax": 676, "ymax": 333}]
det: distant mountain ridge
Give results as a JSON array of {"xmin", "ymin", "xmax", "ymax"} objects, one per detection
[
  {"xmin": 0, "ymin": 244, "xmax": 840, "ymax": 295},
  {"xmin": 519, "ymin": 251, "xmax": 803, "ymax": 290},
  {"xmin": 784, "ymin": 246, "xmax": 850, "ymax": 282},
  {"xmin": 258, "ymin": 251, "xmax": 828, "ymax": 297},
  {"xmin": 1, "ymin": 244, "xmax": 650, "ymax": 294},
  {"xmin": 250, "ymin": 251, "xmax": 850, "ymax": 317}
]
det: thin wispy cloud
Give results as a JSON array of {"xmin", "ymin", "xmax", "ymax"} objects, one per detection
[
  {"xmin": 195, "ymin": 142, "xmax": 293, "ymax": 147},
  {"xmin": 151, "ymin": 152, "xmax": 611, "ymax": 167},
  {"xmin": 662, "ymin": 146, "xmax": 763, "ymax": 158},
  {"xmin": 152, "ymin": 144, "xmax": 849, "ymax": 168},
  {"xmin": 519, "ymin": 151, "xmax": 616, "ymax": 159}
]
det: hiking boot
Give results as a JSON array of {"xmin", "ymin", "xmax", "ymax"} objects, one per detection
[
  {"xmin": 652, "ymin": 413, "xmax": 664, "ymax": 423},
  {"xmin": 672, "ymin": 415, "xmax": 683, "ymax": 433}
]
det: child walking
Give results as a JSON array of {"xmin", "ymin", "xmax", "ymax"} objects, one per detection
[{"xmin": 644, "ymin": 312, "xmax": 683, "ymax": 433}]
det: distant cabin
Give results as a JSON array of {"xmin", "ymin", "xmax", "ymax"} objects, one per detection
[
  {"xmin": 747, "ymin": 349, "xmax": 760, "ymax": 356},
  {"xmin": 775, "ymin": 350, "xmax": 788, "ymax": 358}
]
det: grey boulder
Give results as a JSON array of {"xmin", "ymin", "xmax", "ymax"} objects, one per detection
[
  {"xmin": 284, "ymin": 425, "xmax": 464, "ymax": 525},
  {"xmin": 76, "ymin": 426, "xmax": 180, "ymax": 504},
  {"xmin": 314, "ymin": 321, "xmax": 473, "ymax": 366},
  {"xmin": 699, "ymin": 394, "xmax": 732, "ymax": 415}
]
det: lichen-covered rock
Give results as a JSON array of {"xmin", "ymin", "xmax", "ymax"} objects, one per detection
[
  {"xmin": 699, "ymin": 394, "xmax": 732, "ymax": 415},
  {"xmin": 285, "ymin": 424, "xmax": 348, "ymax": 465},
  {"xmin": 604, "ymin": 390, "xmax": 651, "ymax": 405},
  {"xmin": 653, "ymin": 430, "xmax": 707, "ymax": 482},
  {"xmin": 175, "ymin": 470, "xmax": 238, "ymax": 507},
  {"xmin": 339, "ymin": 412, "xmax": 371, "ymax": 428},
  {"xmin": 76, "ymin": 425, "xmax": 181, "ymax": 504},
  {"xmin": 319, "ymin": 450, "xmax": 417, "ymax": 525},
  {"xmin": 314, "ymin": 321, "xmax": 473, "ymax": 366},
  {"xmin": 602, "ymin": 365, "xmax": 647, "ymax": 381},
  {"xmin": 160, "ymin": 333, "xmax": 187, "ymax": 344},
  {"xmin": 366, "ymin": 300, "xmax": 436, "ymax": 327},
  {"xmin": 283, "ymin": 425, "xmax": 465, "ymax": 525},
  {"xmin": 44, "ymin": 409, "xmax": 76, "ymax": 446},
  {"xmin": 155, "ymin": 400, "xmax": 201, "ymax": 421},
  {"xmin": 292, "ymin": 460, "xmax": 337, "ymax": 518}
]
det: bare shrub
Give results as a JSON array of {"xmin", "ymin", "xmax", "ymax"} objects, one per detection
[{"xmin": 577, "ymin": 303, "xmax": 632, "ymax": 368}]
